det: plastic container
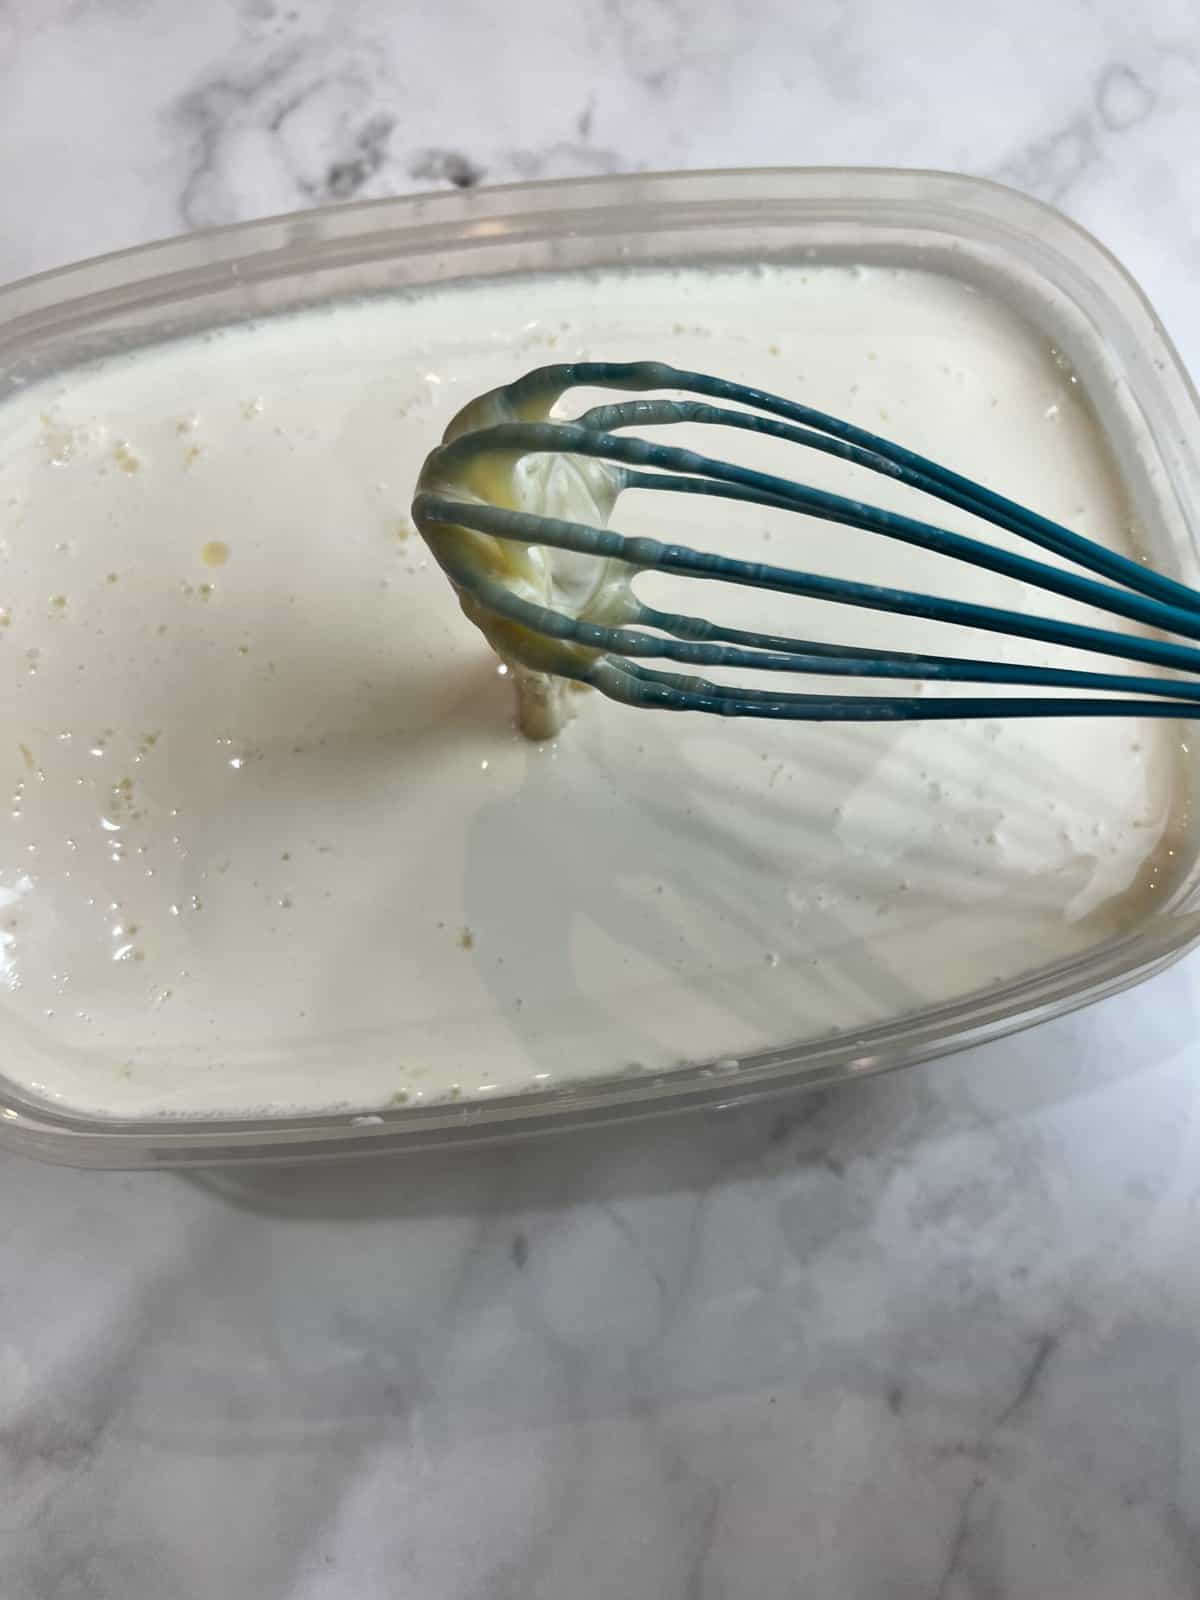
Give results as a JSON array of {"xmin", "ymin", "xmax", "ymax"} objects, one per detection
[{"xmin": 2, "ymin": 167, "xmax": 1199, "ymax": 1167}]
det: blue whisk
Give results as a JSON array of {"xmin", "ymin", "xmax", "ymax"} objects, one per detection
[{"xmin": 411, "ymin": 361, "xmax": 1200, "ymax": 733}]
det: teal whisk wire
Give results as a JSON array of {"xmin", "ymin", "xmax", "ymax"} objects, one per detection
[{"xmin": 412, "ymin": 362, "xmax": 1200, "ymax": 723}]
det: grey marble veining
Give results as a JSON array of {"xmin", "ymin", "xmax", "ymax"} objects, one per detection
[{"xmin": 3, "ymin": 1, "xmax": 1200, "ymax": 1595}]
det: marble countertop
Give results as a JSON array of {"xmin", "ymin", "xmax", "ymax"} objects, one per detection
[{"xmin": 4, "ymin": 2, "xmax": 1200, "ymax": 1595}]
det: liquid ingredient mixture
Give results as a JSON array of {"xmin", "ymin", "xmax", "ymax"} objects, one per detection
[{"xmin": 0, "ymin": 265, "xmax": 1191, "ymax": 1118}]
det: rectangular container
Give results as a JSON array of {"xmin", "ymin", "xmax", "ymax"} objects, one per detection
[{"xmin": 2, "ymin": 167, "xmax": 1199, "ymax": 1167}]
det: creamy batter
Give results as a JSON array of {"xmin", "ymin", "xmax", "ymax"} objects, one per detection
[{"xmin": 0, "ymin": 264, "xmax": 1191, "ymax": 1118}]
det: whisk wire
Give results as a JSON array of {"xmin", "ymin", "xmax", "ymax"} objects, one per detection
[
  {"xmin": 413, "ymin": 362, "xmax": 1200, "ymax": 722},
  {"xmin": 498, "ymin": 361, "xmax": 1200, "ymax": 614}
]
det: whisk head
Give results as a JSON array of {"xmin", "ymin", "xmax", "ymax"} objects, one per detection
[{"xmin": 411, "ymin": 361, "xmax": 1200, "ymax": 737}]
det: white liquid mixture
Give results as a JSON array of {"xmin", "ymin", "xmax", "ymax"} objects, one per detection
[{"xmin": 0, "ymin": 265, "xmax": 1189, "ymax": 1118}]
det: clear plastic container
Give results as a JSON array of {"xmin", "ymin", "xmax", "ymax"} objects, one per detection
[{"xmin": 2, "ymin": 167, "xmax": 1199, "ymax": 1167}]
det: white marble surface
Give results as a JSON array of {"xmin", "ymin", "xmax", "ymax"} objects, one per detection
[{"xmin": 3, "ymin": 1, "xmax": 1200, "ymax": 1594}]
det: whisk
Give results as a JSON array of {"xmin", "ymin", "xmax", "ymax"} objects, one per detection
[{"xmin": 411, "ymin": 360, "xmax": 1200, "ymax": 739}]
